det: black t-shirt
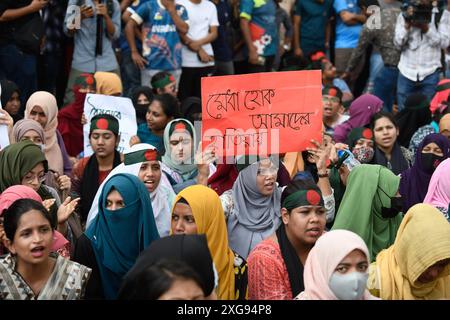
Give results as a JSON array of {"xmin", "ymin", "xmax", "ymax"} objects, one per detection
[{"xmin": 0, "ymin": 0, "xmax": 40, "ymax": 45}]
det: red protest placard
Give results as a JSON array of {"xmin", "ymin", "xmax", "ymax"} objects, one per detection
[{"xmin": 201, "ymin": 70, "xmax": 322, "ymax": 158}]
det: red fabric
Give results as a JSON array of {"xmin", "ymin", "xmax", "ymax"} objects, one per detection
[
  {"xmin": 73, "ymin": 157, "xmax": 111, "ymax": 185},
  {"xmin": 57, "ymin": 89, "xmax": 87, "ymax": 157},
  {"xmin": 98, "ymin": 170, "xmax": 111, "ymax": 185},
  {"xmin": 208, "ymin": 164, "xmax": 239, "ymax": 196},
  {"xmin": 430, "ymin": 79, "xmax": 450, "ymax": 114},
  {"xmin": 247, "ymin": 238, "xmax": 292, "ymax": 300}
]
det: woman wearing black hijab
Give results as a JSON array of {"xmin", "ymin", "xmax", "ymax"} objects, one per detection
[
  {"xmin": 118, "ymin": 234, "xmax": 217, "ymax": 300},
  {"xmin": 0, "ymin": 79, "xmax": 22, "ymax": 123},
  {"xmin": 181, "ymin": 97, "xmax": 202, "ymax": 125},
  {"xmin": 395, "ymin": 93, "xmax": 432, "ymax": 148},
  {"xmin": 130, "ymin": 86, "xmax": 154, "ymax": 125}
]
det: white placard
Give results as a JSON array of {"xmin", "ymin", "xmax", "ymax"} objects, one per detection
[
  {"xmin": 0, "ymin": 84, "xmax": 10, "ymax": 151},
  {"xmin": 83, "ymin": 94, "xmax": 137, "ymax": 157}
]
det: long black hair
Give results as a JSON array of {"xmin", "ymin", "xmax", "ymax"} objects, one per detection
[
  {"xmin": 3, "ymin": 198, "xmax": 55, "ymax": 242},
  {"xmin": 118, "ymin": 259, "xmax": 204, "ymax": 300}
]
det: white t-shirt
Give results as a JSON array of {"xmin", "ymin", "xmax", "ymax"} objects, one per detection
[{"xmin": 176, "ymin": 0, "xmax": 219, "ymax": 67}]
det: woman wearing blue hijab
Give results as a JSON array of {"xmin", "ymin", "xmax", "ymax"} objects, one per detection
[{"xmin": 73, "ymin": 173, "xmax": 160, "ymax": 299}]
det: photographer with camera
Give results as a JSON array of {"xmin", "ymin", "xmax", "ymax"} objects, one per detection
[{"xmin": 394, "ymin": 0, "xmax": 450, "ymax": 111}]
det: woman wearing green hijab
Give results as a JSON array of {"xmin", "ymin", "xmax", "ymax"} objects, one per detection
[
  {"xmin": 0, "ymin": 141, "xmax": 69, "ymax": 222},
  {"xmin": 73, "ymin": 173, "xmax": 160, "ymax": 299},
  {"xmin": 332, "ymin": 164, "xmax": 403, "ymax": 261},
  {"xmin": 161, "ymin": 119, "xmax": 216, "ymax": 194},
  {"xmin": 0, "ymin": 140, "xmax": 79, "ymax": 249},
  {"xmin": 0, "ymin": 140, "xmax": 48, "ymax": 193}
]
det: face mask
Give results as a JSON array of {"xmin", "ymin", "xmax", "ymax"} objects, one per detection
[
  {"xmin": 421, "ymin": 153, "xmax": 444, "ymax": 174},
  {"xmin": 37, "ymin": 144, "xmax": 45, "ymax": 152},
  {"xmin": 136, "ymin": 103, "xmax": 150, "ymax": 120},
  {"xmin": 329, "ymin": 272, "xmax": 369, "ymax": 300},
  {"xmin": 352, "ymin": 146, "xmax": 374, "ymax": 164},
  {"xmin": 378, "ymin": 187, "xmax": 403, "ymax": 218}
]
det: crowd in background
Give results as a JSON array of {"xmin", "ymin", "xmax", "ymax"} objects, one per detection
[{"xmin": 1, "ymin": 0, "xmax": 450, "ymax": 300}]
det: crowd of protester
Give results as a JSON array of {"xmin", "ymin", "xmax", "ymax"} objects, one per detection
[{"xmin": 1, "ymin": 0, "xmax": 450, "ymax": 300}]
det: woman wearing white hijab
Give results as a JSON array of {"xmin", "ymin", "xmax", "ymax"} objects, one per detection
[{"xmin": 86, "ymin": 143, "xmax": 175, "ymax": 236}]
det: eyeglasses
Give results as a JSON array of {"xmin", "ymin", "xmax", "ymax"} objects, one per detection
[
  {"xmin": 23, "ymin": 172, "xmax": 46, "ymax": 184},
  {"xmin": 322, "ymin": 96, "xmax": 340, "ymax": 104},
  {"xmin": 257, "ymin": 165, "xmax": 278, "ymax": 177}
]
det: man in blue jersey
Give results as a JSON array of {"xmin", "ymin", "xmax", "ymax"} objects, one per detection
[
  {"xmin": 125, "ymin": 0, "xmax": 189, "ymax": 87},
  {"xmin": 119, "ymin": 0, "xmax": 151, "ymax": 97},
  {"xmin": 240, "ymin": 0, "xmax": 278, "ymax": 73}
]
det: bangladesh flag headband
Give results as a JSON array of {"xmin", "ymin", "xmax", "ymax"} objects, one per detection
[
  {"xmin": 169, "ymin": 120, "xmax": 193, "ymax": 137},
  {"xmin": 90, "ymin": 116, "xmax": 119, "ymax": 135},
  {"xmin": 152, "ymin": 74, "xmax": 175, "ymax": 89},
  {"xmin": 436, "ymin": 82, "xmax": 450, "ymax": 92},
  {"xmin": 282, "ymin": 189, "xmax": 324, "ymax": 210},
  {"xmin": 124, "ymin": 149, "xmax": 160, "ymax": 165}
]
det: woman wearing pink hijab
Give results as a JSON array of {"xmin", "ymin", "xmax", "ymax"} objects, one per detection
[
  {"xmin": 295, "ymin": 229, "xmax": 378, "ymax": 300},
  {"xmin": 333, "ymin": 94, "xmax": 383, "ymax": 143},
  {"xmin": 424, "ymin": 158, "xmax": 450, "ymax": 222},
  {"xmin": 0, "ymin": 185, "xmax": 70, "ymax": 258}
]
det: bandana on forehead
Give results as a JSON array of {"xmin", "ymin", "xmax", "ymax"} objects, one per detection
[
  {"xmin": 310, "ymin": 51, "xmax": 326, "ymax": 62},
  {"xmin": 436, "ymin": 82, "xmax": 450, "ymax": 92},
  {"xmin": 322, "ymin": 85, "xmax": 343, "ymax": 100},
  {"xmin": 169, "ymin": 120, "xmax": 193, "ymax": 137},
  {"xmin": 362, "ymin": 128, "xmax": 373, "ymax": 139},
  {"xmin": 75, "ymin": 73, "xmax": 96, "ymax": 89},
  {"xmin": 124, "ymin": 149, "xmax": 160, "ymax": 165},
  {"xmin": 90, "ymin": 114, "xmax": 119, "ymax": 135},
  {"xmin": 347, "ymin": 127, "xmax": 374, "ymax": 149},
  {"xmin": 282, "ymin": 189, "xmax": 324, "ymax": 210},
  {"xmin": 174, "ymin": 122, "xmax": 186, "ymax": 131},
  {"xmin": 151, "ymin": 74, "xmax": 175, "ymax": 89}
]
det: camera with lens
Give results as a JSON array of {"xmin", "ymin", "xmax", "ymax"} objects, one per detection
[{"xmin": 402, "ymin": 0, "xmax": 433, "ymax": 24}]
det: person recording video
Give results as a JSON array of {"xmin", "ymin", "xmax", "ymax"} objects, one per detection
[
  {"xmin": 63, "ymin": 0, "xmax": 121, "ymax": 105},
  {"xmin": 394, "ymin": 0, "xmax": 450, "ymax": 111}
]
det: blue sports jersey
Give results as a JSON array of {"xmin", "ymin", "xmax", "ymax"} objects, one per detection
[{"xmin": 135, "ymin": 0, "xmax": 188, "ymax": 70}]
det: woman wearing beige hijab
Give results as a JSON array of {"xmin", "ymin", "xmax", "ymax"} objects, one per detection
[
  {"xmin": 94, "ymin": 72, "xmax": 123, "ymax": 96},
  {"xmin": 367, "ymin": 204, "xmax": 450, "ymax": 299},
  {"xmin": 25, "ymin": 91, "xmax": 72, "ymax": 176}
]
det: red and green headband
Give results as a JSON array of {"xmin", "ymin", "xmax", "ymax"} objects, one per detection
[
  {"xmin": 282, "ymin": 189, "xmax": 324, "ymax": 210},
  {"xmin": 151, "ymin": 74, "xmax": 176, "ymax": 89},
  {"xmin": 124, "ymin": 149, "xmax": 160, "ymax": 165},
  {"xmin": 90, "ymin": 115, "xmax": 119, "ymax": 135}
]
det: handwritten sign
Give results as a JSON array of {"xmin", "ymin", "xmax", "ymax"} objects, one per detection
[
  {"xmin": 83, "ymin": 94, "xmax": 137, "ymax": 157},
  {"xmin": 201, "ymin": 70, "xmax": 322, "ymax": 158},
  {"xmin": 0, "ymin": 84, "xmax": 10, "ymax": 151}
]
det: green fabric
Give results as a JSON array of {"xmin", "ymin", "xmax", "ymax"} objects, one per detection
[
  {"xmin": 74, "ymin": 73, "xmax": 96, "ymax": 89},
  {"xmin": 436, "ymin": 82, "xmax": 450, "ymax": 92},
  {"xmin": 90, "ymin": 114, "xmax": 119, "ymax": 136},
  {"xmin": 346, "ymin": 127, "xmax": 374, "ymax": 149},
  {"xmin": 282, "ymin": 189, "xmax": 324, "ymax": 210},
  {"xmin": 0, "ymin": 140, "xmax": 48, "ymax": 192},
  {"xmin": 124, "ymin": 149, "xmax": 160, "ymax": 165},
  {"xmin": 331, "ymin": 164, "xmax": 403, "ymax": 262},
  {"xmin": 151, "ymin": 74, "xmax": 174, "ymax": 89},
  {"xmin": 162, "ymin": 119, "xmax": 197, "ymax": 181}
]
